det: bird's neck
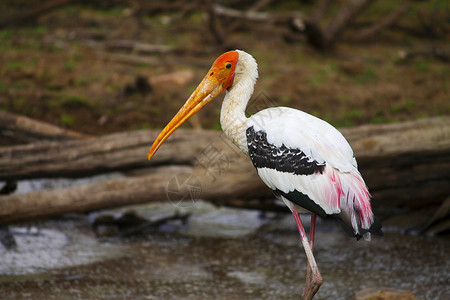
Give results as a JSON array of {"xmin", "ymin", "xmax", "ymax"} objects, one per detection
[{"xmin": 220, "ymin": 75, "xmax": 255, "ymax": 155}]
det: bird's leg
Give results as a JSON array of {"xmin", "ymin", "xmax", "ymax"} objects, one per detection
[
  {"xmin": 310, "ymin": 213, "xmax": 317, "ymax": 251},
  {"xmin": 292, "ymin": 210, "xmax": 322, "ymax": 300},
  {"xmin": 304, "ymin": 213, "xmax": 318, "ymax": 298}
]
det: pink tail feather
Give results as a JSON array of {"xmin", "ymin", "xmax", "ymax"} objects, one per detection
[{"xmin": 328, "ymin": 168, "xmax": 380, "ymax": 238}]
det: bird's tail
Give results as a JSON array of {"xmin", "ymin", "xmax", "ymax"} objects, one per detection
[{"xmin": 337, "ymin": 171, "xmax": 383, "ymax": 241}]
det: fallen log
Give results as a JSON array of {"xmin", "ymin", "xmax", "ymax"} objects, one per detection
[
  {"xmin": 129, "ymin": 0, "xmax": 193, "ymax": 14},
  {"xmin": 211, "ymin": 3, "xmax": 305, "ymax": 25},
  {"xmin": 0, "ymin": 129, "xmax": 219, "ymax": 180},
  {"xmin": 212, "ymin": 3, "xmax": 274, "ymax": 22},
  {"xmin": 0, "ymin": 111, "xmax": 91, "ymax": 145},
  {"xmin": 0, "ymin": 153, "xmax": 268, "ymax": 224},
  {"xmin": 0, "ymin": 117, "xmax": 449, "ymax": 224},
  {"xmin": 397, "ymin": 46, "xmax": 450, "ymax": 63},
  {"xmin": 1, "ymin": 117, "xmax": 448, "ymax": 181},
  {"xmin": 105, "ymin": 40, "xmax": 172, "ymax": 54},
  {"xmin": 344, "ymin": 117, "xmax": 450, "ymax": 207},
  {"xmin": 149, "ymin": 70, "xmax": 195, "ymax": 90},
  {"xmin": 0, "ymin": 170, "xmax": 178, "ymax": 224},
  {"xmin": 96, "ymin": 52, "xmax": 166, "ymax": 66}
]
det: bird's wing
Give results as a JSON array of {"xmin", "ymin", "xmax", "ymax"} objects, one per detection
[
  {"xmin": 247, "ymin": 107, "xmax": 356, "ymax": 172},
  {"xmin": 246, "ymin": 107, "xmax": 361, "ymax": 216}
]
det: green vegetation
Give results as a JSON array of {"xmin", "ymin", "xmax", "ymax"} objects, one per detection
[
  {"xmin": 137, "ymin": 122, "xmax": 152, "ymax": 130},
  {"xmin": 414, "ymin": 59, "xmax": 430, "ymax": 73},
  {"xmin": 64, "ymin": 59, "xmax": 76, "ymax": 72},
  {"xmin": 13, "ymin": 97, "xmax": 26, "ymax": 110},
  {"xmin": 6, "ymin": 61, "xmax": 25, "ymax": 70},
  {"xmin": 60, "ymin": 114, "xmax": 76, "ymax": 126},
  {"xmin": 353, "ymin": 69, "xmax": 377, "ymax": 85},
  {"xmin": 334, "ymin": 109, "xmax": 364, "ymax": 128},
  {"xmin": 61, "ymin": 94, "xmax": 92, "ymax": 108},
  {"xmin": 0, "ymin": 28, "xmax": 13, "ymax": 39},
  {"xmin": 390, "ymin": 100, "xmax": 415, "ymax": 114},
  {"xmin": 278, "ymin": 95, "xmax": 292, "ymax": 106}
]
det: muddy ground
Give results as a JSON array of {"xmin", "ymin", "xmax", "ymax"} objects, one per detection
[{"xmin": 0, "ymin": 1, "xmax": 448, "ymax": 137}]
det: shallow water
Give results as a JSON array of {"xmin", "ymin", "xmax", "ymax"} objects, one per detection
[{"xmin": 0, "ymin": 210, "xmax": 448, "ymax": 300}]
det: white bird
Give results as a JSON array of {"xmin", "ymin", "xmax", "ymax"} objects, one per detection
[{"xmin": 148, "ymin": 50, "xmax": 383, "ymax": 299}]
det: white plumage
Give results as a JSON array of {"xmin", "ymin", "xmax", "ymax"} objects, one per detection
[
  {"xmin": 220, "ymin": 51, "xmax": 377, "ymax": 239},
  {"xmin": 245, "ymin": 107, "xmax": 374, "ymax": 235}
]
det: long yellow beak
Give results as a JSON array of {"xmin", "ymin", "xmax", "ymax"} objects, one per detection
[{"xmin": 148, "ymin": 73, "xmax": 224, "ymax": 160}]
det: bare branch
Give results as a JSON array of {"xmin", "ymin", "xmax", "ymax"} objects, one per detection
[
  {"xmin": 324, "ymin": 0, "xmax": 375, "ymax": 46},
  {"xmin": 351, "ymin": 1, "xmax": 412, "ymax": 42},
  {"xmin": 208, "ymin": 2, "xmax": 227, "ymax": 46},
  {"xmin": 105, "ymin": 40, "xmax": 172, "ymax": 54},
  {"xmin": 311, "ymin": 0, "xmax": 332, "ymax": 22},
  {"xmin": 212, "ymin": 3, "xmax": 272, "ymax": 22}
]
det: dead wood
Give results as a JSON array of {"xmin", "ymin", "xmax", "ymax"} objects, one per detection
[
  {"xmin": 210, "ymin": 3, "xmax": 305, "ymax": 48},
  {"xmin": 341, "ymin": 117, "xmax": 450, "ymax": 208},
  {"xmin": 105, "ymin": 40, "xmax": 172, "ymax": 54},
  {"xmin": 212, "ymin": 3, "xmax": 273, "ymax": 22},
  {"xmin": 96, "ymin": 51, "xmax": 168, "ymax": 66},
  {"xmin": 351, "ymin": 1, "xmax": 412, "ymax": 42},
  {"xmin": 0, "ymin": 129, "xmax": 219, "ymax": 180},
  {"xmin": 249, "ymin": 0, "xmax": 273, "ymax": 13},
  {"xmin": 128, "ymin": 0, "xmax": 191, "ymax": 14},
  {"xmin": 212, "ymin": 3, "xmax": 304, "ymax": 24},
  {"xmin": 310, "ymin": 0, "xmax": 332, "ymax": 22},
  {"xmin": 0, "ymin": 171, "xmax": 177, "ymax": 224},
  {"xmin": 170, "ymin": 0, "xmax": 205, "ymax": 23},
  {"xmin": 419, "ymin": 197, "xmax": 450, "ymax": 235},
  {"xmin": 0, "ymin": 117, "xmax": 448, "ymax": 181},
  {"xmin": 211, "ymin": 1, "xmax": 373, "ymax": 50},
  {"xmin": 0, "ymin": 156, "xmax": 267, "ymax": 224},
  {"xmin": 0, "ymin": 111, "xmax": 91, "ymax": 145},
  {"xmin": 208, "ymin": 2, "xmax": 227, "ymax": 47},
  {"xmin": 150, "ymin": 70, "xmax": 195, "ymax": 90},
  {"xmin": 90, "ymin": 208, "xmax": 190, "ymax": 237},
  {"xmin": 0, "ymin": 117, "xmax": 449, "ymax": 224},
  {"xmin": 298, "ymin": 0, "xmax": 374, "ymax": 49},
  {"xmin": 397, "ymin": 46, "xmax": 450, "ymax": 63},
  {"xmin": 324, "ymin": 0, "xmax": 374, "ymax": 45},
  {"xmin": 227, "ymin": 0, "xmax": 274, "ymax": 34},
  {"xmin": 123, "ymin": 70, "xmax": 195, "ymax": 95},
  {"xmin": 292, "ymin": 0, "xmax": 411, "ymax": 49}
]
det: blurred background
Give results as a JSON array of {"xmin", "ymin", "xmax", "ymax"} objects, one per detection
[
  {"xmin": 0, "ymin": 1, "xmax": 449, "ymax": 299},
  {"xmin": 0, "ymin": 0, "xmax": 448, "ymax": 134}
]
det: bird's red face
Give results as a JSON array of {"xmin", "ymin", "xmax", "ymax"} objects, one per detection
[{"xmin": 148, "ymin": 51, "xmax": 239, "ymax": 160}]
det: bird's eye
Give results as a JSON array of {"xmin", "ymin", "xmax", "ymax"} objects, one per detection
[{"xmin": 226, "ymin": 63, "xmax": 232, "ymax": 69}]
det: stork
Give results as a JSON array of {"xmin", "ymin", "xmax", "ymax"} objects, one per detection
[{"xmin": 148, "ymin": 50, "xmax": 383, "ymax": 299}]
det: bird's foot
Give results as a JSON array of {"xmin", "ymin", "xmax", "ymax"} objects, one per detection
[{"xmin": 302, "ymin": 264, "xmax": 323, "ymax": 300}]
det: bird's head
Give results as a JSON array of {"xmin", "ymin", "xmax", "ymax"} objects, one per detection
[{"xmin": 148, "ymin": 50, "xmax": 239, "ymax": 160}]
